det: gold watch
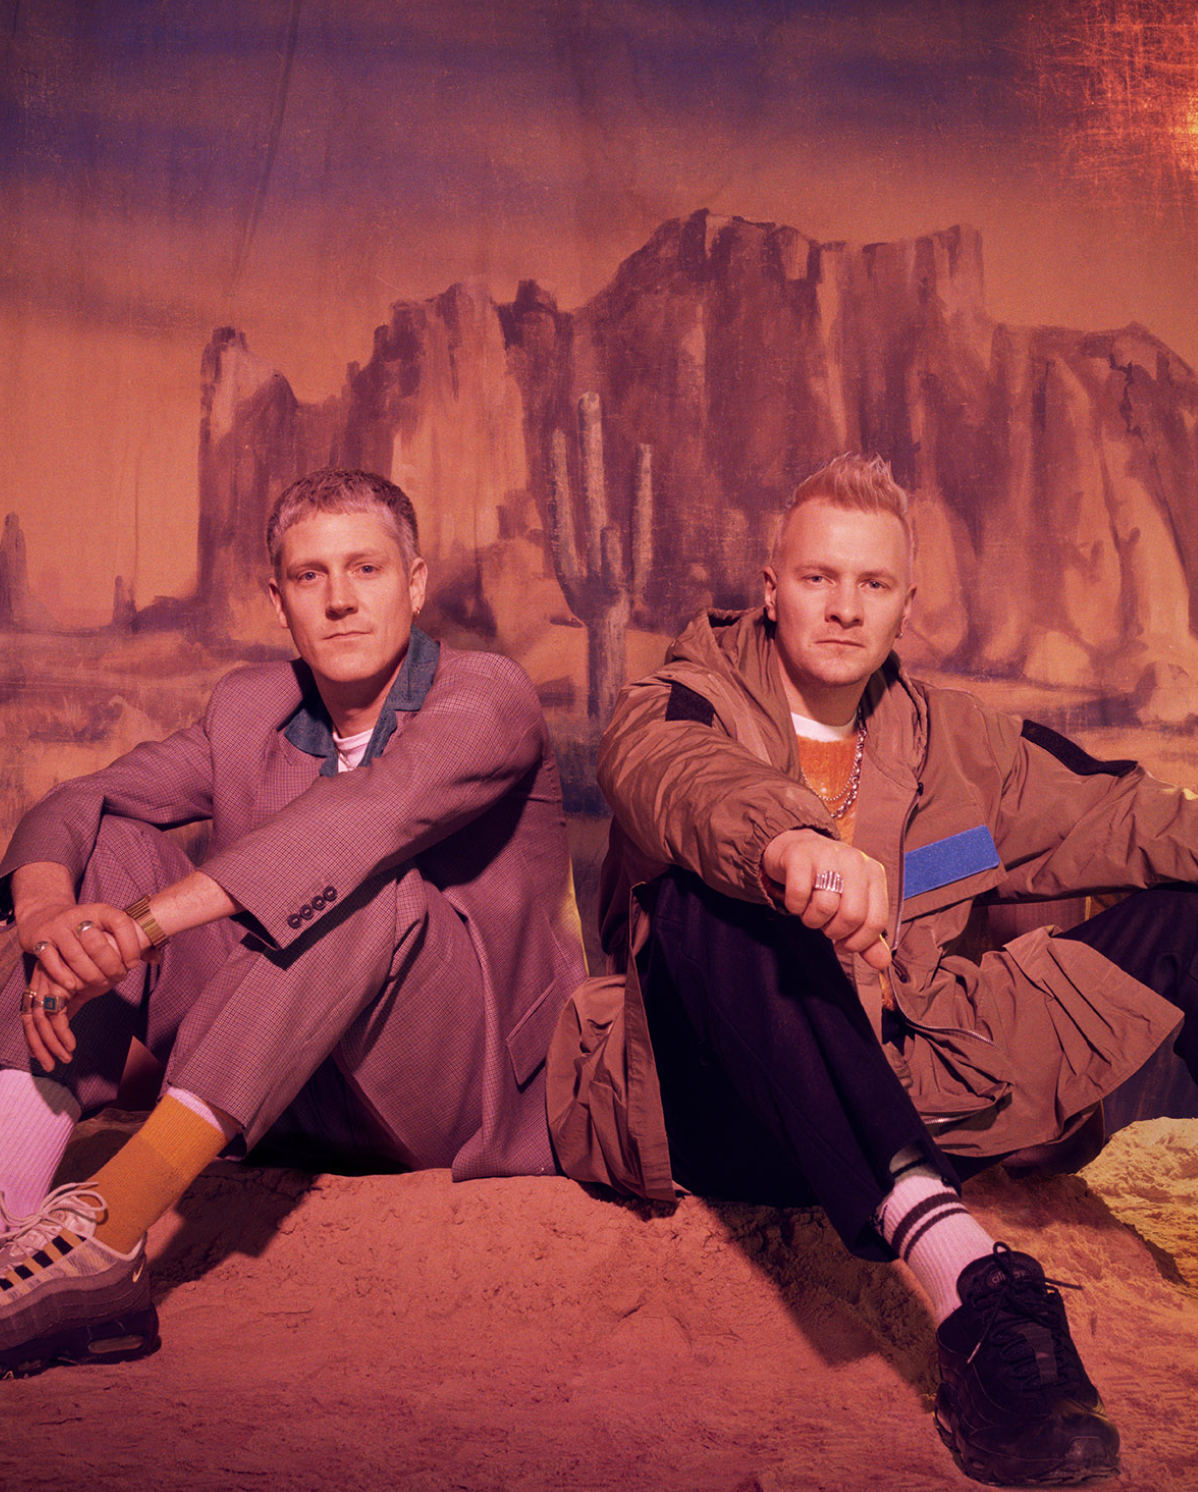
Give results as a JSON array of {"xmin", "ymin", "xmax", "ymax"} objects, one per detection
[{"xmin": 123, "ymin": 895, "xmax": 170, "ymax": 949}]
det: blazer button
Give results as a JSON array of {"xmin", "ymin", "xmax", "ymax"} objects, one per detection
[
  {"xmin": 287, "ymin": 914, "xmax": 303, "ymax": 930},
  {"xmin": 324, "ymin": 885, "xmax": 337, "ymax": 901},
  {"xmin": 299, "ymin": 904, "xmax": 313, "ymax": 920},
  {"xmin": 311, "ymin": 894, "xmax": 326, "ymax": 911}
]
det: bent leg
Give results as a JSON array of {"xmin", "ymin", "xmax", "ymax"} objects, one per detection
[
  {"xmin": 0, "ymin": 817, "xmax": 238, "ymax": 1115},
  {"xmin": 1060, "ymin": 886, "xmax": 1198, "ymax": 1128},
  {"xmin": 252, "ymin": 876, "xmax": 490, "ymax": 1173},
  {"xmin": 163, "ymin": 859, "xmax": 507, "ymax": 1178},
  {"xmin": 644, "ymin": 869, "xmax": 958, "ymax": 1259}
]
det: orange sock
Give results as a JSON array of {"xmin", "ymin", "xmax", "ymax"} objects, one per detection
[{"xmin": 90, "ymin": 1094, "xmax": 231, "ymax": 1254}]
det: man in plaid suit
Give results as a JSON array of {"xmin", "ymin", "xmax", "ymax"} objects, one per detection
[{"xmin": 0, "ymin": 467, "xmax": 587, "ymax": 1377}]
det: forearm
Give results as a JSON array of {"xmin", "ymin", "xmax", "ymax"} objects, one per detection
[
  {"xmin": 10, "ymin": 861, "xmax": 78, "ymax": 927},
  {"xmin": 598, "ymin": 684, "xmax": 832, "ymax": 901},
  {"xmin": 141, "ymin": 870, "xmax": 239, "ymax": 941}
]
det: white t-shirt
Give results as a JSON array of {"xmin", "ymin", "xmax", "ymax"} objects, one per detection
[
  {"xmin": 790, "ymin": 710, "xmax": 856, "ymax": 743},
  {"xmin": 332, "ymin": 726, "xmax": 374, "ymax": 772}
]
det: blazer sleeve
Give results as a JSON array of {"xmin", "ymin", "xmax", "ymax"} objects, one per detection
[
  {"xmin": 201, "ymin": 650, "xmax": 547, "ymax": 950},
  {"xmin": 597, "ymin": 668, "xmax": 835, "ymax": 905},
  {"xmin": 0, "ymin": 717, "xmax": 215, "ymax": 920}
]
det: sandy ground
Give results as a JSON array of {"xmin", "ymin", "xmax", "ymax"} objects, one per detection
[{"xmin": 1, "ymin": 1117, "xmax": 1195, "ymax": 1492}]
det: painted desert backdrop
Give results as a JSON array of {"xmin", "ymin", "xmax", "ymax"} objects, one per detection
[{"xmin": 3, "ymin": 2, "xmax": 1198, "ymax": 1488}]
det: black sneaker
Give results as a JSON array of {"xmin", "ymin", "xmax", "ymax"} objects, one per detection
[{"xmin": 934, "ymin": 1244, "xmax": 1120, "ymax": 1486}]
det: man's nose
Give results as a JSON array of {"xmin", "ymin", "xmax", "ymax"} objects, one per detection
[
  {"xmin": 324, "ymin": 573, "xmax": 357, "ymax": 614},
  {"xmin": 827, "ymin": 583, "xmax": 862, "ymax": 625}
]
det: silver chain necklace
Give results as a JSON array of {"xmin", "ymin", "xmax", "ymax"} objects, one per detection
[{"xmin": 812, "ymin": 709, "xmax": 866, "ymax": 820}]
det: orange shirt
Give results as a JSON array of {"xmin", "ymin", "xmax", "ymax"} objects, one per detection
[
  {"xmin": 794, "ymin": 729, "xmax": 895, "ymax": 1018},
  {"xmin": 794, "ymin": 733, "xmax": 859, "ymax": 843}
]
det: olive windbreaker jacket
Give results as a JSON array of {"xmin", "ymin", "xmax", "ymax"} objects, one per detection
[{"xmin": 548, "ymin": 607, "xmax": 1186, "ymax": 1201}]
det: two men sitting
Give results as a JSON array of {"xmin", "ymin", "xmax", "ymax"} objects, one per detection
[{"xmin": 5, "ymin": 458, "xmax": 1197, "ymax": 1488}]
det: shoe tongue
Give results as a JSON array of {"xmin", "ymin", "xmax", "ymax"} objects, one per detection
[
  {"xmin": 19, "ymin": 1199, "xmax": 95, "ymax": 1252},
  {"xmin": 16, "ymin": 1216, "xmax": 71, "ymax": 1252},
  {"xmin": 987, "ymin": 1254, "xmax": 1041, "ymax": 1287},
  {"xmin": 966, "ymin": 1249, "xmax": 1044, "ymax": 1302}
]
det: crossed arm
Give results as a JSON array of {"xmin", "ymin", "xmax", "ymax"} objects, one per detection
[
  {"xmin": 597, "ymin": 675, "xmax": 892, "ymax": 971},
  {"xmin": 10, "ymin": 649, "xmax": 550, "ymax": 1070},
  {"xmin": 12, "ymin": 860, "xmax": 237, "ymax": 1072}
]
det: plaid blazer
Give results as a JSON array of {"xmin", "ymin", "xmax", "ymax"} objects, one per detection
[{"xmin": 0, "ymin": 640, "xmax": 588, "ymax": 1179}]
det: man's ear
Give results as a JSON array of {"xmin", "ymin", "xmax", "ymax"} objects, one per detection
[
  {"xmin": 898, "ymin": 584, "xmax": 916, "ymax": 639},
  {"xmin": 408, "ymin": 555, "xmax": 429, "ymax": 616},
  {"xmin": 267, "ymin": 576, "xmax": 290, "ymax": 631},
  {"xmin": 762, "ymin": 565, "xmax": 778, "ymax": 622}
]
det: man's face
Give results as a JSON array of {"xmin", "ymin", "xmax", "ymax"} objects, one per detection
[
  {"xmin": 763, "ymin": 498, "xmax": 914, "ymax": 721},
  {"xmin": 268, "ymin": 509, "xmax": 428, "ymax": 719}
]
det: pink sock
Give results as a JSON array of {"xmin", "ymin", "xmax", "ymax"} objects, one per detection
[{"xmin": 0, "ymin": 1068, "xmax": 80, "ymax": 1217}]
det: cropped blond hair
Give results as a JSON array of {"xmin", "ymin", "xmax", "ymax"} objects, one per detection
[{"xmin": 771, "ymin": 454, "xmax": 913, "ymax": 562}]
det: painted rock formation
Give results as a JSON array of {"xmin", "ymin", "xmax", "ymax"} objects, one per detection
[{"xmin": 197, "ymin": 211, "xmax": 1198, "ymax": 723}]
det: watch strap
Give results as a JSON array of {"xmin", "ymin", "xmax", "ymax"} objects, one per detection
[{"xmin": 124, "ymin": 895, "xmax": 170, "ymax": 949}]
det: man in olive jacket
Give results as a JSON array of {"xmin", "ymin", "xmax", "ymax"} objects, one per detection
[{"xmin": 552, "ymin": 453, "xmax": 1198, "ymax": 1488}]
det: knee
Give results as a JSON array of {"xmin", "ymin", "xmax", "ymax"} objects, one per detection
[
  {"xmin": 1113, "ymin": 885, "xmax": 1198, "ymax": 944},
  {"xmin": 88, "ymin": 816, "xmax": 195, "ymax": 889}
]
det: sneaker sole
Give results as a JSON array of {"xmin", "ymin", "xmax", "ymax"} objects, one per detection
[
  {"xmin": 935, "ymin": 1387, "xmax": 1121, "ymax": 1487},
  {"xmin": 0, "ymin": 1304, "xmax": 160, "ymax": 1379}
]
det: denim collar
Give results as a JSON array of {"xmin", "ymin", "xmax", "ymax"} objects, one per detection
[{"xmin": 283, "ymin": 626, "xmax": 441, "ymax": 777}]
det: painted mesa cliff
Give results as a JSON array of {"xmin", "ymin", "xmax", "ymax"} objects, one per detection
[
  {"xmin": 198, "ymin": 208, "xmax": 1198, "ymax": 729},
  {"xmin": 4, "ymin": 209, "xmax": 1198, "ymax": 841}
]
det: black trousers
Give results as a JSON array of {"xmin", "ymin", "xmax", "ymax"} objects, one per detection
[
  {"xmin": 642, "ymin": 874, "xmax": 1198, "ymax": 1262},
  {"xmin": 642, "ymin": 870, "xmax": 959, "ymax": 1261}
]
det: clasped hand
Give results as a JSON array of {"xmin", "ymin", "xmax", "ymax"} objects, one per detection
[
  {"xmin": 17, "ymin": 898, "xmax": 151, "ymax": 1072},
  {"xmin": 761, "ymin": 827, "xmax": 891, "ymax": 971}
]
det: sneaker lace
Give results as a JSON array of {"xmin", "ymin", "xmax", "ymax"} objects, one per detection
[
  {"xmin": 0, "ymin": 1183, "xmax": 107, "ymax": 1256},
  {"xmin": 966, "ymin": 1242, "xmax": 1088, "ymax": 1397}
]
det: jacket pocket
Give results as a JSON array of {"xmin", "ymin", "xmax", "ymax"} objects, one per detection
[
  {"xmin": 506, "ymin": 979, "xmax": 566, "ymax": 1088},
  {"xmin": 1001, "ymin": 926, "xmax": 1183, "ymax": 1107}
]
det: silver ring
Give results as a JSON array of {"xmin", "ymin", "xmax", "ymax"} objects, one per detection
[
  {"xmin": 74, "ymin": 920, "xmax": 95, "ymax": 935},
  {"xmin": 32, "ymin": 941, "xmax": 51, "ymax": 956},
  {"xmin": 813, "ymin": 870, "xmax": 845, "ymax": 895}
]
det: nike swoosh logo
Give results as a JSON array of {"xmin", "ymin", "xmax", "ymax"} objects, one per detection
[{"xmin": 132, "ymin": 1258, "xmax": 145, "ymax": 1284}]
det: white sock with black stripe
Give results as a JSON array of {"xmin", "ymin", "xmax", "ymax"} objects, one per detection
[{"xmin": 875, "ymin": 1145, "xmax": 996, "ymax": 1324}]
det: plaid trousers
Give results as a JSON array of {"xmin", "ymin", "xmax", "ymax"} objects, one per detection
[{"xmin": 0, "ymin": 814, "xmax": 490, "ymax": 1170}]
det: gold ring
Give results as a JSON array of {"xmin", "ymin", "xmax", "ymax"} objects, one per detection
[
  {"xmin": 74, "ymin": 920, "xmax": 95, "ymax": 935},
  {"xmin": 20, "ymin": 986, "xmax": 36, "ymax": 1013}
]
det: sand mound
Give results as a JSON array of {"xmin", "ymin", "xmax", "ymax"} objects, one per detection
[{"xmin": 3, "ymin": 1117, "xmax": 1197, "ymax": 1492}]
